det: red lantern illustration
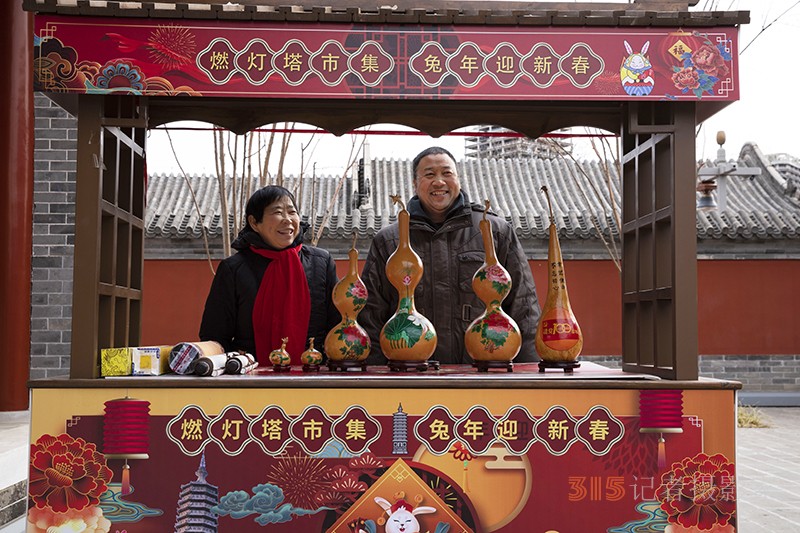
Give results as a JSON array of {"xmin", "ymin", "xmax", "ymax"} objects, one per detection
[
  {"xmin": 639, "ymin": 389, "xmax": 683, "ymax": 469},
  {"xmin": 103, "ymin": 397, "xmax": 151, "ymax": 495}
]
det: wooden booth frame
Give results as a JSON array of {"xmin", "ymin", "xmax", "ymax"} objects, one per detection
[
  {"xmin": 19, "ymin": 3, "xmax": 752, "ymax": 531},
  {"xmin": 25, "ymin": 0, "xmax": 751, "ymax": 381}
]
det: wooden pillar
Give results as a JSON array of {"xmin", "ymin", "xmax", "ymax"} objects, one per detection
[{"xmin": 0, "ymin": 4, "xmax": 33, "ymax": 410}]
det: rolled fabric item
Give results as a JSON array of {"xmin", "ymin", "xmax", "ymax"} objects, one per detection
[
  {"xmin": 169, "ymin": 341, "xmax": 225, "ymax": 375},
  {"xmin": 240, "ymin": 360, "xmax": 259, "ymax": 374},
  {"xmin": 194, "ymin": 353, "xmax": 230, "ymax": 377},
  {"xmin": 224, "ymin": 352, "xmax": 257, "ymax": 374}
]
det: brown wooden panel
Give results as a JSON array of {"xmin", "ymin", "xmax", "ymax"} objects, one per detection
[
  {"xmin": 70, "ymin": 95, "xmax": 147, "ymax": 378},
  {"xmin": 620, "ymin": 102, "xmax": 698, "ymax": 379}
]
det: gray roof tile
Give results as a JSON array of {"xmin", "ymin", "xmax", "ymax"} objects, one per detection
[{"xmin": 145, "ymin": 142, "xmax": 800, "ymax": 242}]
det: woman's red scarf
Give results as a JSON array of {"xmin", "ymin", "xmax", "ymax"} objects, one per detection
[{"xmin": 250, "ymin": 244, "xmax": 311, "ymax": 365}]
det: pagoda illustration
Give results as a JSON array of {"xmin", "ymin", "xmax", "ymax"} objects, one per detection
[
  {"xmin": 174, "ymin": 452, "xmax": 219, "ymax": 532},
  {"xmin": 392, "ymin": 403, "xmax": 409, "ymax": 455}
]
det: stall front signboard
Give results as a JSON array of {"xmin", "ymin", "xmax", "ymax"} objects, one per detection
[
  {"xmin": 35, "ymin": 15, "xmax": 738, "ymax": 102},
  {"xmin": 27, "ymin": 370, "xmax": 737, "ymax": 532}
]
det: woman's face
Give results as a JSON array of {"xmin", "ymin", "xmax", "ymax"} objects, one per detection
[{"xmin": 248, "ymin": 195, "xmax": 300, "ymax": 249}]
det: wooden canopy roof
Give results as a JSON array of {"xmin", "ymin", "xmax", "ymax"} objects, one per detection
[{"xmin": 25, "ymin": 0, "xmax": 748, "ymax": 27}]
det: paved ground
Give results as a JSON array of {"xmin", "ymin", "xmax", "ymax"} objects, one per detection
[
  {"xmin": 736, "ymin": 407, "xmax": 800, "ymax": 532},
  {"xmin": 1, "ymin": 407, "xmax": 799, "ymax": 532}
]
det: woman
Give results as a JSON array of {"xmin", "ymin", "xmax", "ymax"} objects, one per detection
[{"xmin": 199, "ymin": 185, "xmax": 340, "ymax": 366}]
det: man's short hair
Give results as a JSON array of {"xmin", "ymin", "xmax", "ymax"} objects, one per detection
[{"xmin": 412, "ymin": 146, "xmax": 457, "ymax": 177}]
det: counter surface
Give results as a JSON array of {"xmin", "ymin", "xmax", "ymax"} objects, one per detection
[{"xmin": 29, "ymin": 361, "xmax": 742, "ymax": 390}]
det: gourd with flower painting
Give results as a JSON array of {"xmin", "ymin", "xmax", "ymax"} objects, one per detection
[
  {"xmin": 325, "ymin": 234, "xmax": 371, "ymax": 371},
  {"xmin": 464, "ymin": 200, "xmax": 521, "ymax": 371},
  {"xmin": 379, "ymin": 195, "xmax": 437, "ymax": 371}
]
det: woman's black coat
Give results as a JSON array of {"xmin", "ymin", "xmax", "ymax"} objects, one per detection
[{"xmin": 199, "ymin": 230, "xmax": 340, "ymax": 356}]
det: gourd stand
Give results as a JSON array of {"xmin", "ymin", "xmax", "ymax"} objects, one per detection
[{"xmin": 19, "ymin": 1, "xmax": 747, "ymax": 531}]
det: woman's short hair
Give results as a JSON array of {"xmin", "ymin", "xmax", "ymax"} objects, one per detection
[
  {"xmin": 412, "ymin": 146, "xmax": 457, "ymax": 177},
  {"xmin": 245, "ymin": 185, "xmax": 296, "ymax": 224}
]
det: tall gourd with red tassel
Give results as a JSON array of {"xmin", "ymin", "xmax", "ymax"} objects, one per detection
[{"xmin": 535, "ymin": 186, "xmax": 583, "ymax": 367}]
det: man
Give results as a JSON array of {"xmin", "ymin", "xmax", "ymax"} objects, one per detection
[{"xmin": 360, "ymin": 146, "xmax": 541, "ymax": 365}]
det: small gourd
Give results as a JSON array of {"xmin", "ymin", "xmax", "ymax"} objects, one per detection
[
  {"xmin": 269, "ymin": 337, "xmax": 292, "ymax": 372},
  {"xmin": 300, "ymin": 337, "xmax": 323, "ymax": 372}
]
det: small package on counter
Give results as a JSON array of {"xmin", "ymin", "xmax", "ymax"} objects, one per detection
[
  {"xmin": 101, "ymin": 347, "xmax": 133, "ymax": 376},
  {"xmin": 102, "ymin": 345, "xmax": 174, "ymax": 376},
  {"xmin": 132, "ymin": 345, "xmax": 172, "ymax": 375},
  {"xmin": 169, "ymin": 341, "xmax": 225, "ymax": 375}
]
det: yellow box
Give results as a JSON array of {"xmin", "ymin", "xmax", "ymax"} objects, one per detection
[
  {"xmin": 132, "ymin": 345, "xmax": 172, "ymax": 375},
  {"xmin": 100, "ymin": 347, "xmax": 132, "ymax": 377},
  {"xmin": 101, "ymin": 345, "xmax": 173, "ymax": 376}
]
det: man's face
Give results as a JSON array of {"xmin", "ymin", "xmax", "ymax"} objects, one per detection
[{"xmin": 413, "ymin": 153, "xmax": 461, "ymax": 223}]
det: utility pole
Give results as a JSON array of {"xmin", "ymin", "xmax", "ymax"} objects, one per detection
[{"xmin": 697, "ymin": 131, "xmax": 761, "ymax": 211}]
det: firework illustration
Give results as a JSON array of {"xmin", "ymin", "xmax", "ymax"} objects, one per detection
[
  {"xmin": 266, "ymin": 455, "xmax": 332, "ymax": 510},
  {"xmin": 148, "ymin": 25, "xmax": 196, "ymax": 70}
]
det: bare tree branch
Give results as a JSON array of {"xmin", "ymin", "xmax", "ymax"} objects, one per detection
[
  {"xmin": 214, "ymin": 128, "xmax": 231, "ymax": 257},
  {"xmin": 543, "ymin": 134, "xmax": 622, "ymax": 272},
  {"xmin": 741, "ymin": 1, "xmax": 800, "ymax": 54},
  {"xmin": 313, "ymin": 135, "xmax": 366, "ymax": 246},
  {"xmin": 165, "ymin": 129, "xmax": 216, "ymax": 275}
]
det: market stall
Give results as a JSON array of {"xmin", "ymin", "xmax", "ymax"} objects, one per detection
[{"xmin": 23, "ymin": 1, "xmax": 747, "ymax": 531}]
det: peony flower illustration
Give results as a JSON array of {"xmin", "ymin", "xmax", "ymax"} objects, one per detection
[
  {"xmin": 485, "ymin": 264, "xmax": 509, "ymax": 284},
  {"xmin": 349, "ymin": 283, "xmax": 367, "ymax": 299},
  {"xmin": 672, "ymin": 67, "xmax": 701, "ymax": 91},
  {"xmin": 342, "ymin": 325, "xmax": 363, "ymax": 341},
  {"xmin": 670, "ymin": 39, "xmax": 731, "ymax": 98},
  {"xmin": 657, "ymin": 452, "xmax": 736, "ymax": 530},
  {"xmin": 402, "ymin": 274, "xmax": 412, "ymax": 286},
  {"xmin": 29, "ymin": 433, "xmax": 112, "ymax": 513},
  {"xmin": 485, "ymin": 311, "xmax": 511, "ymax": 331},
  {"xmin": 690, "ymin": 44, "xmax": 729, "ymax": 79}
]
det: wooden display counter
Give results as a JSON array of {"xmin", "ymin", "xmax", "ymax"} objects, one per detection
[{"xmin": 27, "ymin": 362, "xmax": 741, "ymax": 533}]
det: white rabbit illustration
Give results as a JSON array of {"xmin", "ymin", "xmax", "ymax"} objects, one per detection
[
  {"xmin": 620, "ymin": 40, "xmax": 655, "ymax": 95},
  {"xmin": 375, "ymin": 497, "xmax": 436, "ymax": 533}
]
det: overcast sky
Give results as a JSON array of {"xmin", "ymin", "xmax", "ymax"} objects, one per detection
[
  {"xmin": 695, "ymin": 0, "xmax": 800, "ymax": 160},
  {"xmin": 146, "ymin": 0, "xmax": 800, "ymax": 175}
]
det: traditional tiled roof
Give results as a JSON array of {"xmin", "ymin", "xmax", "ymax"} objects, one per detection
[
  {"xmin": 145, "ymin": 142, "xmax": 800, "ymax": 243},
  {"xmin": 696, "ymin": 144, "xmax": 800, "ymax": 240},
  {"xmin": 24, "ymin": 0, "xmax": 749, "ymax": 27}
]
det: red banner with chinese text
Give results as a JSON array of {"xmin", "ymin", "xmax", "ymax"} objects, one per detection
[{"xmin": 34, "ymin": 15, "xmax": 739, "ymax": 101}]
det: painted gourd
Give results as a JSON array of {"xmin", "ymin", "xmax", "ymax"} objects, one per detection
[
  {"xmin": 379, "ymin": 195, "xmax": 437, "ymax": 362},
  {"xmin": 535, "ymin": 186, "xmax": 583, "ymax": 362},
  {"xmin": 324, "ymin": 237, "xmax": 371, "ymax": 363},
  {"xmin": 464, "ymin": 200, "xmax": 522, "ymax": 362},
  {"xmin": 269, "ymin": 337, "xmax": 291, "ymax": 367},
  {"xmin": 300, "ymin": 337, "xmax": 323, "ymax": 366}
]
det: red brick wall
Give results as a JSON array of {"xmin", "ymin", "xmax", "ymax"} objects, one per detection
[{"xmin": 141, "ymin": 259, "xmax": 800, "ymax": 355}]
